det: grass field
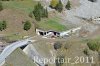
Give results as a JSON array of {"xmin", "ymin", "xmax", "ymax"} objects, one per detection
[
  {"xmin": 1, "ymin": 0, "xmax": 68, "ymax": 32},
  {"xmin": 37, "ymin": 17, "xmax": 67, "ymax": 31},
  {"xmin": 2, "ymin": 0, "xmax": 37, "ymax": 13}
]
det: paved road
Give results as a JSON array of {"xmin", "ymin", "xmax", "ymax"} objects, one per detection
[{"xmin": 0, "ymin": 37, "xmax": 36, "ymax": 66}]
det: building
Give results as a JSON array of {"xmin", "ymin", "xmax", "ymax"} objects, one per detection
[{"xmin": 36, "ymin": 27, "xmax": 81, "ymax": 38}]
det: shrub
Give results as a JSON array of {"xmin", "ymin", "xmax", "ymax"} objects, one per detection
[
  {"xmin": 87, "ymin": 40, "xmax": 100, "ymax": 51},
  {"xmin": 23, "ymin": 21, "xmax": 31, "ymax": 31},
  {"xmin": 83, "ymin": 48, "xmax": 89, "ymax": 55},
  {"xmin": 54, "ymin": 42, "xmax": 62, "ymax": 50}
]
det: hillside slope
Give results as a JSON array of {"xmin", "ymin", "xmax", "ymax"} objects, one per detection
[
  {"xmin": 3, "ymin": 48, "xmax": 37, "ymax": 66},
  {"xmin": 0, "ymin": 9, "xmax": 35, "ymax": 36}
]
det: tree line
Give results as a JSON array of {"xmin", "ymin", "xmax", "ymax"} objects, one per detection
[
  {"xmin": 32, "ymin": 0, "xmax": 71, "ymax": 21},
  {"xmin": 50, "ymin": 0, "xmax": 71, "ymax": 12}
]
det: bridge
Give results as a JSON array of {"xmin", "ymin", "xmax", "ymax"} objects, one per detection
[{"xmin": 0, "ymin": 37, "xmax": 37, "ymax": 66}]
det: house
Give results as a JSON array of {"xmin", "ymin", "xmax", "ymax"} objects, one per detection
[
  {"xmin": 36, "ymin": 29, "xmax": 60, "ymax": 38},
  {"xmin": 35, "ymin": 27, "xmax": 81, "ymax": 38}
]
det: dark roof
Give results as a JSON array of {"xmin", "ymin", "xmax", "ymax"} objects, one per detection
[{"xmin": 48, "ymin": 30, "xmax": 59, "ymax": 33}]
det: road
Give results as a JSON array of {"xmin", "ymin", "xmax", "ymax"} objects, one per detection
[
  {"xmin": 0, "ymin": 35, "xmax": 69, "ymax": 66},
  {"xmin": 0, "ymin": 26, "xmax": 84, "ymax": 66},
  {"xmin": 0, "ymin": 37, "xmax": 36, "ymax": 66}
]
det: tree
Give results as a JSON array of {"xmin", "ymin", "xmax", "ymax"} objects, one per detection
[
  {"xmin": 55, "ymin": 0, "xmax": 63, "ymax": 12},
  {"xmin": 65, "ymin": 0, "xmax": 71, "ymax": 10},
  {"xmin": 0, "ymin": 22, "xmax": 3, "ymax": 31},
  {"xmin": 50, "ymin": 0, "xmax": 58, "ymax": 8},
  {"xmin": 2, "ymin": 21, "xmax": 7, "ymax": 30},
  {"xmin": 0, "ymin": 21, "xmax": 7, "ymax": 31},
  {"xmin": 23, "ymin": 21, "xmax": 31, "ymax": 31},
  {"xmin": 0, "ymin": 2, "xmax": 3, "ymax": 11},
  {"xmin": 33, "ymin": 2, "xmax": 42, "ymax": 21},
  {"xmin": 37, "ymin": 2, "xmax": 44, "ymax": 17},
  {"xmin": 33, "ymin": 2, "xmax": 48, "ymax": 21},
  {"xmin": 45, "ymin": 8, "xmax": 48, "ymax": 18},
  {"xmin": 43, "ymin": 8, "xmax": 48, "ymax": 18}
]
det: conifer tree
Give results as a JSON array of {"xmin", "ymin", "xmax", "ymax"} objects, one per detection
[
  {"xmin": 0, "ymin": 22, "xmax": 3, "ymax": 31},
  {"xmin": 65, "ymin": 0, "xmax": 71, "ymax": 10},
  {"xmin": 0, "ymin": 21, "xmax": 7, "ymax": 31},
  {"xmin": 33, "ymin": 2, "xmax": 48, "ymax": 21},
  {"xmin": 43, "ymin": 8, "xmax": 48, "ymax": 18},
  {"xmin": 33, "ymin": 2, "xmax": 42, "ymax": 21},
  {"xmin": 55, "ymin": 0, "xmax": 63, "ymax": 12},
  {"xmin": 45, "ymin": 8, "xmax": 48, "ymax": 18},
  {"xmin": 2, "ymin": 21, "xmax": 7, "ymax": 30}
]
